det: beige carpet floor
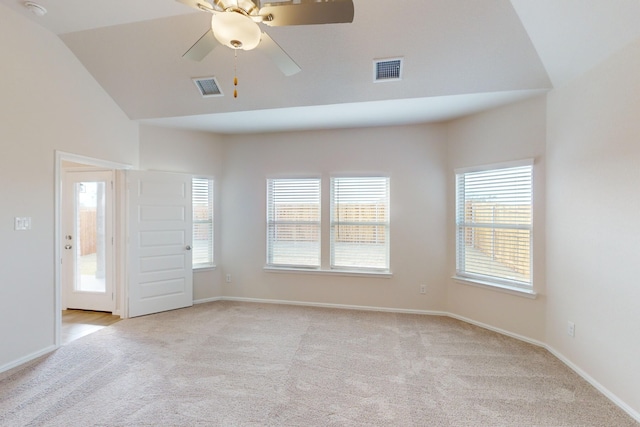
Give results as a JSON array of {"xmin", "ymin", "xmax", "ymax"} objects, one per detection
[{"xmin": 0, "ymin": 301, "xmax": 637, "ymax": 426}]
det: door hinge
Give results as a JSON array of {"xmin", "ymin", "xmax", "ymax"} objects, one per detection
[{"xmin": 111, "ymin": 180, "xmax": 114, "ymax": 190}]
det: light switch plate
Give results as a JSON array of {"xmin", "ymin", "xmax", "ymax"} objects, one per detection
[{"xmin": 14, "ymin": 217, "xmax": 32, "ymax": 230}]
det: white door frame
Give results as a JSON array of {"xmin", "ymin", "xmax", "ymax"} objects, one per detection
[{"xmin": 54, "ymin": 151, "xmax": 131, "ymax": 348}]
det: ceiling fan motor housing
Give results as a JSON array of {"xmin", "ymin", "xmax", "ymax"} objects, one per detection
[{"xmin": 213, "ymin": 0, "xmax": 258, "ymax": 15}]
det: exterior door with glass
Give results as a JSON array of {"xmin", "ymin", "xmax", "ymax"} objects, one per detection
[{"xmin": 63, "ymin": 170, "xmax": 115, "ymax": 312}]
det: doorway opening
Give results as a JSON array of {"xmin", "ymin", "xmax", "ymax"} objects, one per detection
[{"xmin": 54, "ymin": 151, "xmax": 131, "ymax": 347}]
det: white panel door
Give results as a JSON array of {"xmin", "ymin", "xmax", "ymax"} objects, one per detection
[{"xmin": 128, "ymin": 171, "xmax": 193, "ymax": 317}]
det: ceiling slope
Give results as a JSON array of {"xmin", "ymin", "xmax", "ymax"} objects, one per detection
[
  {"xmin": 58, "ymin": 0, "xmax": 551, "ymax": 130},
  {"xmin": 510, "ymin": 0, "xmax": 640, "ymax": 88},
  {"xmin": 3, "ymin": 0, "xmax": 639, "ymax": 133}
]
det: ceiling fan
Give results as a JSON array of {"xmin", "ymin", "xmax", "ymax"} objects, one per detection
[{"xmin": 176, "ymin": 0, "xmax": 355, "ymax": 76}]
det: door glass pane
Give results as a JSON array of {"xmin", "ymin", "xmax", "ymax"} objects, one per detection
[{"xmin": 75, "ymin": 181, "xmax": 106, "ymax": 293}]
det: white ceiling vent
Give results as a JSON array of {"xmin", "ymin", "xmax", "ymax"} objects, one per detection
[
  {"xmin": 193, "ymin": 77, "xmax": 223, "ymax": 97},
  {"xmin": 373, "ymin": 58, "xmax": 403, "ymax": 82}
]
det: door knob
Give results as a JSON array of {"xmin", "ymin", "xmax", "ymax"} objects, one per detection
[
  {"xmin": 64, "ymin": 244, "xmax": 72, "ymax": 250},
  {"xmin": 186, "ymin": 245, "xmax": 192, "ymax": 251}
]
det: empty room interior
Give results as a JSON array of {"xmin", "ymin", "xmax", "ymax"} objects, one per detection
[{"xmin": 1, "ymin": 0, "xmax": 639, "ymax": 425}]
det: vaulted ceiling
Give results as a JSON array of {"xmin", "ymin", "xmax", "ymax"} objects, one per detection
[{"xmin": 3, "ymin": 0, "xmax": 640, "ymax": 133}]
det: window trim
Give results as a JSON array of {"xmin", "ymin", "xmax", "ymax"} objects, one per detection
[
  {"xmin": 330, "ymin": 176, "xmax": 391, "ymax": 273},
  {"xmin": 266, "ymin": 177, "xmax": 322, "ymax": 269},
  {"xmin": 192, "ymin": 176, "xmax": 215, "ymax": 270},
  {"xmin": 454, "ymin": 158, "xmax": 533, "ymax": 175},
  {"xmin": 264, "ymin": 265, "xmax": 392, "ymax": 279},
  {"xmin": 451, "ymin": 275, "xmax": 537, "ymax": 299},
  {"xmin": 454, "ymin": 159, "xmax": 534, "ymax": 291},
  {"xmin": 264, "ymin": 175, "xmax": 392, "ymax": 276}
]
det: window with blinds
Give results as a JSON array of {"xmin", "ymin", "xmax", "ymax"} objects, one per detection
[
  {"xmin": 266, "ymin": 178, "xmax": 321, "ymax": 268},
  {"xmin": 192, "ymin": 177, "xmax": 214, "ymax": 268},
  {"xmin": 331, "ymin": 177, "xmax": 390, "ymax": 271},
  {"xmin": 455, "ymin": 161, "xmax": 533, "ymax": 288}
]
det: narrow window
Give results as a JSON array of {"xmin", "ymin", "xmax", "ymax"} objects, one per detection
[
  {"xmin": 266, "ymin": 178, "xmax": 321, "ymax": 268},
  {"xmin": 455, "ymin": 161, "xmax": 533, "ymax": 288},
  {"xmin": 331, "ymin": 177, "xmax": 390, "ymax": 271},
  {"xmin": 192, "ymin": 177, "xmax": 214, "ymax": 268}
]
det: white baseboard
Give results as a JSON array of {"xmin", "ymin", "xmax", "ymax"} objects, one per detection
[
  {"xmin": 199, "ymin": 296, "xmax": 640, "ymax": 423},
  {"xmin": 193, "ymin": 296, "xmax": 224, "ymax": 305},
  {"xmin": 441, "ymin": 314, "xmax": 640, "ymax": 422},
  {"xmin": 216, "ymin": 296, "xmax": 449, "ymax": 317},
  {"xmin": 445, "ymin": 312, "xmax": 547, "ymax": 348},
  {"xmin": 545, "ymin": 345, "xmax": 640, "ymax": 423},
  {"xmin": 0, "ymin": 345, "xmax": 57, "ymax": 374}
]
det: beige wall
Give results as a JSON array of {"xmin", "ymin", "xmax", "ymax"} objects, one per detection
[
  {"xmin": 220, "ymin": 125, "xmax": 449, "ymax": 311},
  {"xmin": 0, "ymin": 5, "xmax": 139, "ymax": 369},
  {"xmin": 546, "ymin": 39, "xmax": 640, "ymax": 414},
  {"xmin": 445, "ymin": 96, "xmax": 548, "ymax": 343},
  {"xmin": 139, "ymin": 125, "xmax": 225, "ymax": 301}
]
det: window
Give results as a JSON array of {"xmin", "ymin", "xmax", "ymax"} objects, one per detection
[
  {"xmin": 331, "ymin": 177, "xmax": 390, "ymax": 271},
  {"xmin": 192, "ymin": 177, "xmax": 214, "ymax": 268},
  {"xmin": 455, "ymin": 161, "xmax": 533, "ymax": 289},
  {"xmin": 266, "ymin": 178, "xmax": 321, "ymax": 268}
]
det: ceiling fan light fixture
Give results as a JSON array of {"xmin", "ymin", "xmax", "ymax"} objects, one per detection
[{"xmin": 212, "ymin": 12, "xmax": 262, "ymax": 51}]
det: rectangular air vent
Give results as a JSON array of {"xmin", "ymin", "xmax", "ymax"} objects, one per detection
[
  {"xmin": 193, "ymin": 77, "xmax": 223, "ymax": 97},
  {"xmin": 373, "ymin": 58, "xmax": 403, "ymax": 82}
]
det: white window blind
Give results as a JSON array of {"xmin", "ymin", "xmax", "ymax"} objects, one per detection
[
  {"xmin": 266, "ymin": 178, "xmax": 321, "ymax": 268},
  {"xmin": 192, "ymin": 177, "xmax": 214, "ymax": 268},
  {"xmin": 455, "ymin": 162, "xmax": 533, "ymax": 288},
  {"xmin": 331, "ymin": 177, "xmax": 390, "ymax": 271}
]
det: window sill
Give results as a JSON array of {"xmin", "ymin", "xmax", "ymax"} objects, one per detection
[
  {"xmin": 264, "ymin": 266, "xmax": 392, "ymax": 279},
  {"xmin": 194, "ymin": 265, "xmax": 216, "ymax": 272},
  {"xmin": 451, "ymin": 275, "xmax": 537, "ymax": 299}
]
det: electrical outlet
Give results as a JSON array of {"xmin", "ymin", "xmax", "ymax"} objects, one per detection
[
  {"xmin": 567, "ymin": 321, "xmax": 575, "ymax": 337},
  {"xmin": 420, "ymin": 284, "xmax": 427, "ymax": 294},
  {"xmin": 226, "ymin": 274, "xmax": 232, "ymax": 283}
]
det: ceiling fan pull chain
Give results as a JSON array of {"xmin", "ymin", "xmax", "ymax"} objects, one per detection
[{"xmin": 234, "ymin": 50, "xmax": 238, "ymax": 98}]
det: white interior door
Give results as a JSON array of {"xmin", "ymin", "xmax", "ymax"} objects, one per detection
[
  {"xmin": 127, "ymin": 171, "xmax": 193, "ymax": 318},
  {"xmin": 63, "ymin": 170, "xmax": 115, "ymax": 312}
]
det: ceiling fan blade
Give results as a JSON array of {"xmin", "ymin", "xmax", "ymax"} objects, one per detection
[
  {"xmin": 175, "ymin": 0, "xmax": 217, "ymax": 13},
  {"xmin": 183, "ymin": 29, "xmax": 219, "ymax": 61},
  {"xmin": 259, "ymin": 0, "xmax": 354, "ymax": 27},
  {"xmin": 258, "ymin": 32, "xmax": 301, "ymax": 76}
]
